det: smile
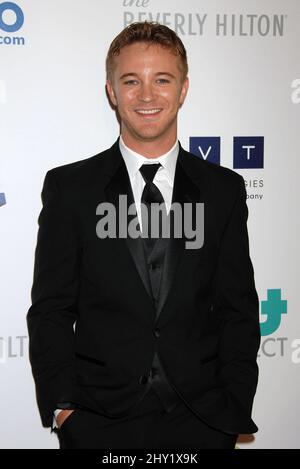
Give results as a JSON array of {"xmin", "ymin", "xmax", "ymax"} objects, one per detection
[{"xmin": 135, "ymin": 109, "xmax": 162, "ymax": 116}]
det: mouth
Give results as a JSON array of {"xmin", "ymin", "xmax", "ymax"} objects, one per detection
[{"xmin": 134, "ymin": 108, "xmax": 163, "ymax": 118}]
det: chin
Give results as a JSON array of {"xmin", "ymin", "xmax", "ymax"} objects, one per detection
[
  {"xmin": 137, "ymin": 133, "xmax": 162, "ymax": 142},
  {"xmin": 132, "ymin": 127, "xmax": 159, "ymax": 139}
]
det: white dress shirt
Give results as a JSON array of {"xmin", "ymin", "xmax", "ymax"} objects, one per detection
[
  {"xmin": 119, "ymin": 135, "xmax": 179, "ymax": 231},
  {"xmin": 53, "ymin": 136, "xmax": 179, "ymax": 427}
]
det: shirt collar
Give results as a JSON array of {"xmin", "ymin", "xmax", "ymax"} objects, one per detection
[{"xmin": 119, "ymin": 135, "xmax": 179, "ymax": 186}]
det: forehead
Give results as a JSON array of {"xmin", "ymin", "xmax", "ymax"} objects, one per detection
[{"xmin": 113, "ymin": 42, "xmax": 181, "ymax": 73}]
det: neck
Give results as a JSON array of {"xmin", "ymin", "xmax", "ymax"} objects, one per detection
[{"xmin": 121, "ymin": 132, "xmax": 177, "ymax": 159}]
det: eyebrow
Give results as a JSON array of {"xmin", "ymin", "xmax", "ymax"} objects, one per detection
[{"xmin": 119, "ymin": 72, "xmax": 176, "ymax": 80}]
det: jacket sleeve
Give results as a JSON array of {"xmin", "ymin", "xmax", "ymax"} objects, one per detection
[
  {"xmin": 27, "ymin": 170, "xmax": 81, "ymax": 427},
  {"xmin": 213, "ymin": 175, "xmax": 261, "ymax": 429}
]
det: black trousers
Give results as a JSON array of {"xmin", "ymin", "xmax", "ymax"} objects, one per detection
[{"xmin": 56, "ymin": 388, "xmax": 238, "ymax": 449}]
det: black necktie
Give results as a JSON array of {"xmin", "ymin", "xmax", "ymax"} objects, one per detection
[{"xmin": 139, "ymin": 163, "xmax": 166, "ymax": 251}]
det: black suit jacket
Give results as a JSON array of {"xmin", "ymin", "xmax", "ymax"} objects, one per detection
[{"xmin": 27, "ymin": 138, "xmax": 260, "ymax": 434}]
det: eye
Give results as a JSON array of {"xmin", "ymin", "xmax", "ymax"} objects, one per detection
[
  {"xmin": 156, "ymin": 78, "xmax": 170, "ymax": 84},
  {"xmin": 123, "ymin": 80, "xmax": 138, "ymax": 85}
]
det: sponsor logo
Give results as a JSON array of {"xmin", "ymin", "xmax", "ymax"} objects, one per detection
[
  {"xmin": 233, "ymin": 137, "xmax": 264, "ymax": 169},
  {"xmin": 0, "ymin": 2, "xmax": 25, "ymax": 46},
  {"xmin": 122, "ymin": 1, "xmax": 287, "ymax": 37},
  {"xmin": 0, "ymin": 193, "xmax": 6, "ymax": 206},
  {"xmin": 243, "ymin": 179, "xmax": 264, "ymax": 201},
  {"xmin": 189, "ymin": 136, "xmax": 265, "ymax": 200},
  {"xmin": 189, "ymin": 137, "xmax": 220, "ymax": 165},
  {"xmin": 0, "ymin": 335, "xmax": 28, "ymax": 363},
  {"xmin": 260, "ymin": 289, "xmax": 287, "ymax": 336},
  {"xmin": 259, "ymin": 289, "xmax": 299, "ymax": 363}
]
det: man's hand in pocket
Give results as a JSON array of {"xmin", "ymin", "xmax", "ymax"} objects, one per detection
[{"xmin": 56, "ymin": 409, "xmax": 75, "ymax": 429}]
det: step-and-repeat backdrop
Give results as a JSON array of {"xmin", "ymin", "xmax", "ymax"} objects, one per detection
[{"xmin": 1, "ymin": 0, "xmax": 299, "ymax": 449}]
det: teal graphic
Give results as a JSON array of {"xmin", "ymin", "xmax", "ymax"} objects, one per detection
[{"xmin": 260, "ymin": 289, "xmax": 287, "ymax": 336}]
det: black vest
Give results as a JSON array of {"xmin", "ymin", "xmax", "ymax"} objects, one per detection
[{"xmin": 142, "ymin": 235, "xmax": 181, "ymax": 412}]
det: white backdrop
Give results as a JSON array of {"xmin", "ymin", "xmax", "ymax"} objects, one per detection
[{"xmin": 0, "ymin": 0, "xmax": 299, "ymax": 449}]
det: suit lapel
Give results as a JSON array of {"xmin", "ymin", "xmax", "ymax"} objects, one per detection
[
  {"xmin": 104, "ymin": 142, "xmax": 153, "ymax": 304},
  {"xmin": 154, "ymin": 144, "xmax": 205, "ymax": 324}
]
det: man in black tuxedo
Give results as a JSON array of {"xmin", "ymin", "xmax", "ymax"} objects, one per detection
[{"xmin": 27, "ymin": 22, "xmax": 260, "ymax": 449}]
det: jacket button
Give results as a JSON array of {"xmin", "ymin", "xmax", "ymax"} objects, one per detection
[
  {"xmin": 153, "ymin": 327, "xmax": 160, "ymax": 338},
  {"xmin": 139, "ymin": 375, "xmax": 148, "ymax": 385}
]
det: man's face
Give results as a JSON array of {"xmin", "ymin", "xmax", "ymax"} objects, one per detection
[{"xmin": 106, "ymin": 42, "xmax": 189, "ymax": 148}]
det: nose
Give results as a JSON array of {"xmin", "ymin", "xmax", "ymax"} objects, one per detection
[{"xmin": 138, "ymin": 82, "xmax": 155, "ymax": 102}]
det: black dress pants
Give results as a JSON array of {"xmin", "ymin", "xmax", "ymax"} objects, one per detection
[{"xmin": 56, "ymin": 388, "xmax": 238, "ymax": 449}]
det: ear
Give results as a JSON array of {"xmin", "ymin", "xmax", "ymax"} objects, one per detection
[
  {"xmin": 106, "ymin": 80, "xmax": 118, "ymax": 107},
  {"xmin": 179, "ymin": 77, "xmax": 189, "ymax": 106}
]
